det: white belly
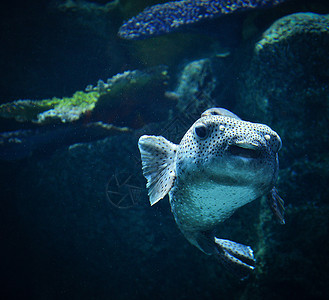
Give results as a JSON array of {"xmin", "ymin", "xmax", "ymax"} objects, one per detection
[{"xmin": 170, "ymin": 182, "xmax": 257, "ymax": 231}]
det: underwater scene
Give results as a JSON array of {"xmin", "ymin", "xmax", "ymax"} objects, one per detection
[{"xmin": 1, "ymin": 0, "xmax": 329, "ymax": 299}]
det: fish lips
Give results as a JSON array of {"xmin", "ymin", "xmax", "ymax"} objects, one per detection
[{"xmin": 227, "ymin": 142, "xmax": 261, "ymax": 159}]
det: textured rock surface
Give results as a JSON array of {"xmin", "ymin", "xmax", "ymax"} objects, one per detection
[
  {"xmin": 0, "ymin": 66, "xmax": 171, "ymax": 127},
  {"xmin": 237, "ymin": 12, "xmax": 329, "ymax": 172},
  {"xmin": 235, "ymin": 12, "xmax": 329, "ymax": 299},
  {"xmin": 118, "ymin": 0, "xmax": 287, "ymax": 40},
  {"xmin": 237, "ymin": 13, "xmax": 329, "ymax": 125},
  {"xmin": 0, "ymin": 66, "xmax": 172, "ymax": 160}
]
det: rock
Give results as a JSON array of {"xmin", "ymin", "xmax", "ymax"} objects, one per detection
[
  {"xmin": 0, "ymin": 66, "xmax": 173, "ymax": 160},
  {"xmin": 235, "ymin": 13, "xmax": 329, "ymax": 299},
  {"xmin": 0, "ymin": 66, "xmax": 172, "ymax": 127}
]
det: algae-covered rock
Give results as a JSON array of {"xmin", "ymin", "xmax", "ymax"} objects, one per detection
[
  {"xmin": 237, "ymin": 13, "xmax": 329, "ymax": 162},
  {"xmin": 0, "ymin": 65, "xmax": 172, "ymax": 127},
  {"xmin": 0, "ymin": 90, "xmax": 97, "ymax": 124},
  {"xmin": 235, "ymin": 12, "xmax": 329, "ymax": 299},
  {"xmin": 0, "ymin": 66, "xmax": 172, "ymax": 160},
  {"xmin": 0, "ymin": 99, "xmax": 58, "ymax": 123},
  {"xmin": 90, "ymin": 65, "xmax": 173, "ymax": 128},
  {"xmin": 36, "ymin": 91, "xmax": 99, "ymax": 124},
  {"xmin": 255, "ymin": 13, "xmax": 329, "ymax": 51},
  {"xmin": 238, "ymin": 12, "xmax": 329, "ymax": 117}
]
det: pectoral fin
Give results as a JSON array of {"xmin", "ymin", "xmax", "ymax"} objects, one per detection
[
  {"xmin": 138, "ymin": 135, "xmax": 177, "ymax": 205},
  {"xmin": 267, "ymin": 187, "xmax": 285, "ymax": 225},
  {"xmin": 214, "ymin": 238, "xmax": 256, "ymax": 279},
  {"xmin": 179, "ymin": 230, "xmax": 256, "ymax": 279}
]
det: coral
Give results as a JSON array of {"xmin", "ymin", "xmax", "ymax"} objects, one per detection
[{"xmin": 118, "ymin": 0, "xmax": 286, "ymax": 40}]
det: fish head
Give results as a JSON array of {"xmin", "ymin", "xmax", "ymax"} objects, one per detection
[{"xmin": 176, "ymin": 113, "xmax": 281, "ymax": 191}]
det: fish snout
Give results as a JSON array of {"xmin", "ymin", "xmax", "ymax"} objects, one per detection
[
  {"xmin": 228, "ymin": 129, "xmax": 281, "ymax": 159},
  {"xmin": 264, "ymin": 132, "xmax": 282, "ymax": 153}
]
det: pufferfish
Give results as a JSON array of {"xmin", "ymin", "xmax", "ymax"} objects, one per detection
[{"xmin": 138, "ymin": 108, "xmax": 285, "ymax": 277}]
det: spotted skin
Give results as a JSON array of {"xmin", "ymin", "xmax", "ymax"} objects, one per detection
[{"xmin": 138, "ymin": 108, "xmax": 284, "ymax": 277}]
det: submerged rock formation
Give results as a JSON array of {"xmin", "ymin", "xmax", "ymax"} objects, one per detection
[
  {"xmin": 238, "ymin": 13, "xmax": 329, "ymax": 124},
  {"xmin": 0, "ymin": 65, "xmax": 171, "ymax": 126},
  {"xmin": 237, "ymin": 12, "xmax": 329, "ymax": 173},
  {"xmin": 235, "ymin": 12, "xmax": 329, "ymax": 299},
  {"xmin": 0, "ymin": 66, "xmax": 173, "ymax": 160}
]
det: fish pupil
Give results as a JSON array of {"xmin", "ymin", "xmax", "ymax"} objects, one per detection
[{"xmin": 195, "ymin": 124, "xmax": 208, "ymax": 139}]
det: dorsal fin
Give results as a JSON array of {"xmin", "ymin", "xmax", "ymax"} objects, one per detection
[
  {"xmin": 201, "ymin": 108, "xmax": 241, "ymax": 120},
  {"xmin": 138, "ymin": 135, "xmax": 177, "ymax": 205}
]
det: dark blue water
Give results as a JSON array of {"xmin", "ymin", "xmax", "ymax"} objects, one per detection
[{"xmin": 1, "ymin": 0, "xmax": 329, "ymax": 299}]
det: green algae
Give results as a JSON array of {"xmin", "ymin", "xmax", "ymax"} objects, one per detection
[
  {"xmin": 256, "ymin": 13, "xmax": 329, "ymax": 52},
  {"xmin": 0, "ymin": 66, "xmax": 170, "ymax": 126},
  {"xmin": 0, "ymin": 90, "xmax": 99, "ymax": 124},
  {"xmin": 36, "ymin": 91, "xmax": 99, "ymax": 124}
]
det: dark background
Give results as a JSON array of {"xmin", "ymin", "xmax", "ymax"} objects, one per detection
[{"xmin": 1, "ymin": 1, "xmax": 329, "ymax": 299}]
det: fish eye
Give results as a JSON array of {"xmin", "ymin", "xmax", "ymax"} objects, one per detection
[{"xmin": 194, "ymin": 123, "xmax": 208, "ymax": 139}]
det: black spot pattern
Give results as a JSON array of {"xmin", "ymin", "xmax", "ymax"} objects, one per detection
[
  {"xmin": 176, "ymin": 115, "xmax": 281, "ymax": 170},
  {"xmin": 139, "ymin": 109, "xmax": 282, "ymax": 252},
  {"xmin": 171, "ymin": 112, "xmax": 281, "ymax": 231}
]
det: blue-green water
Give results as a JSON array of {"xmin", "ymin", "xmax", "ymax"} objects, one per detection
[{"xmin": 1, "ymin": 1, "xmax": 329, "ymax": 299}]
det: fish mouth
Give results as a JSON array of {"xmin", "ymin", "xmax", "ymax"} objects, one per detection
[{"xmin": 228, "ymin": 143, "xmax": 261, "ymax": 159}]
